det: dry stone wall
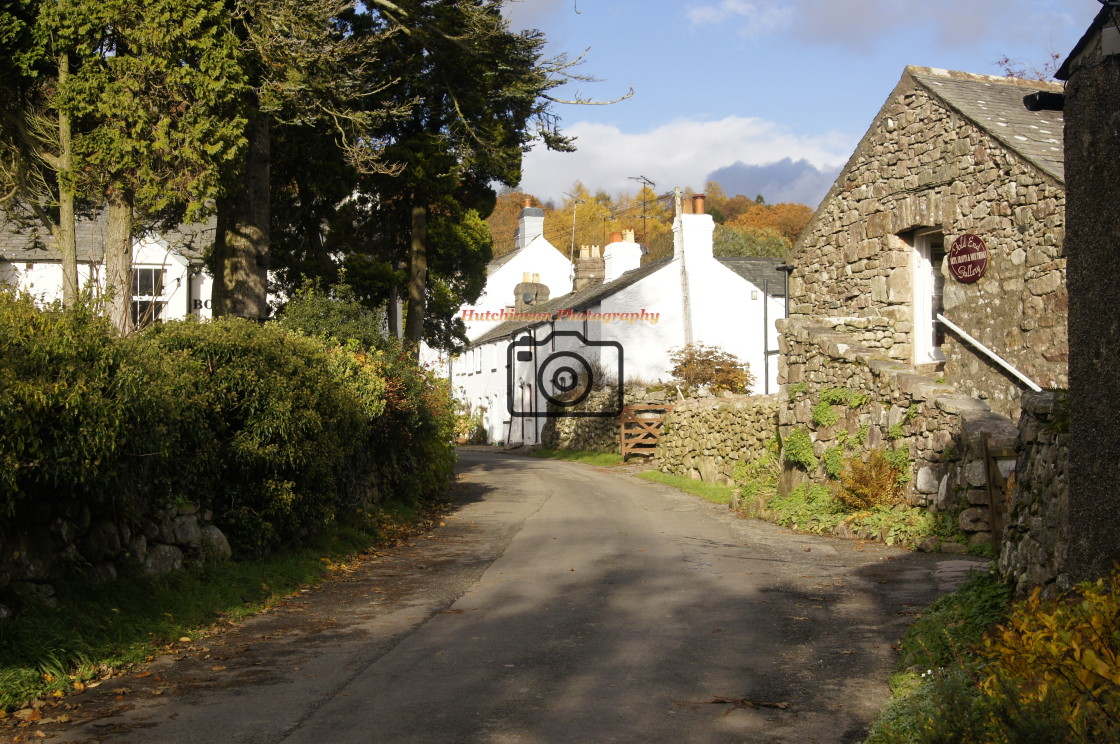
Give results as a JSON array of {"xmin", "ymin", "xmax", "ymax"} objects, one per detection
[
  {"xmin": 654, "ymin": 396, "xmax": 780, "ymax": 484},
  {"xmin": 790, "ymin": 72, "xmax": 1066, "ymax": 418},
  {"xmin": 0, "ymin": 499, "xmax": 231, "ymax": 614},
  {"xmin": 779, "ymin": 316, "xmax": 1020, "ymax": 548},
  {"xmin": 1000, "ymin": 391, "xmax": 1070, "ymax": 597}
]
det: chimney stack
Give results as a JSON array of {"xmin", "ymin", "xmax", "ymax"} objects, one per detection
[
  {"xmin": 603, "ymin": 230, "xmax": 642, "ymax": 283},
  {"xmin": 514, "ymin": 201, "xmax": 546, "ymax": 251},
  {"xmin": 573, "ymin": 244, "xmax": 605, "ymax": 291},
  {"xmin": 513, "ymin": 280, "xmax": 550, "ymax": 313}
]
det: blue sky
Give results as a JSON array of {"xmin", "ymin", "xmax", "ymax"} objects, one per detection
[{"xmin": 504, "ymin": 0, "xmax": 1099, "ymax": 209}]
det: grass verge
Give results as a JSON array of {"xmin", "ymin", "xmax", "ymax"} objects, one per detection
[
  {"xmin": 637, "ymin": 470, "xmax": 736, "ymax": 505},
  {"xmin": 0, "ymin": 499, "xmax": 437, "ymax": 712},
  {"xmin": 527, "ymin": 448, "xmax": 624, "ymax": 467}
]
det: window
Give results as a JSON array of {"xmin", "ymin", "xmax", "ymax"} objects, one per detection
[{"xmin": 131, "ymin": 267, "xmax": 166, "ymax": 327}]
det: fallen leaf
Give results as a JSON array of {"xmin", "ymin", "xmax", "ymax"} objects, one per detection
[
  {"xmin": 135, "ymin": 672, "xmax": 152, "ymax": 679},
  {"xmin": 178, "ymin": 637, "xmax": 192, "ymax": 643},
  {"xmin": 210, "ymin": 665, "xmax": 227, "ymax": 672}
]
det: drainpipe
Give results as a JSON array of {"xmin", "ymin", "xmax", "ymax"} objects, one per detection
[{"xmin": 677, "ymin": 189, "xmax": 695, "ymax": 347}]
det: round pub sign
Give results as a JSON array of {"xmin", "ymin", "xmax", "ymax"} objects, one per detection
[{"xmin": 948, "ymin": 234, "xmax": 989, "ymax": 283}]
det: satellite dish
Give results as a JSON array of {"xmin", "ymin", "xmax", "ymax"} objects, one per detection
[{"xmin": 522, "ymin": 292, "xmax": 533, "ymax": 304}]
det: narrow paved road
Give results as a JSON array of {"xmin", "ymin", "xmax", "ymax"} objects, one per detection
[{"xmin": 35, "ymin": 449, "xmax": 984, "ymax": 744}]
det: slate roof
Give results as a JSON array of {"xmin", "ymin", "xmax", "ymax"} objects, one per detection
[
  {"xmin": 467, "ymin": 255, "xmax": 786, "ymax": 348},
  {"xmin": 909, "ymin": 67, "xmax": 1065, "ymax": 183},
  {"xmin": 470, "ymin": 258, "xmax": 671, "ymax": 347},
  {"xmin": 716, "ymin": 256, "xmax": 787, "ymax": 295},
  {"xmin": 0, "ymin": 208, "xmax": 214, "ymax": 264}
]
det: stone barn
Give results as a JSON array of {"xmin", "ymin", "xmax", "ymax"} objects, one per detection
[{"xmin": 786, "ymin": 66, "xmax": 1066, "ymax": 419}]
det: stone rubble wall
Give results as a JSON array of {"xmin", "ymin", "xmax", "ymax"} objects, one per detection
[
  {"xmin": 790, "ymin": 73, "xmax": 1067, "ymax": 418},
  {"xmin": 0, "ymin": 498, "xmax": 232, "ymax": 612},
  {"xmin": 1000, "ymin": 391, "xmax": 1070, "ymax": 597},
  {"xmin": 653, "ymin": 396, "xmax": 780, "ymax": 484},
  {"xmin": 779, "ymin": 316, "xmax": 1020, "ymax": 548}
]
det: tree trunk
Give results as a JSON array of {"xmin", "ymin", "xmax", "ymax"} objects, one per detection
[
  {"xmin": 56, "ymin": 53, "xmax": 78, "ymax": 308},
  {"xmin": 404, "ymin": 204, "xmax": 428, "ymax": 354},
  {"xmin": 213, "ymin": 111, "xmax": 270, "ymax": 319},
  {"xmin": 104, "ymin": 194, "xmax": 134, "ymax": 335}
]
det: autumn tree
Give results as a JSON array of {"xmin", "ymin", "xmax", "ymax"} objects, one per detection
[
  {"xmin": 485, "ymin": 189, "xmax": 537, "ymax": 262},
  {"xmin": 729, "ymin": 201, "xmax": 813, "ymax": 246},
  {"xmin": 543, "ymin": 182, "xmax": 614, "ymax": 263},
  {"xmin": 713, "ymin": 224, "xmax": 790, "ymax": 258}
]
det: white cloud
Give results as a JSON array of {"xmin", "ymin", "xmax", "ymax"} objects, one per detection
[
  {"xmin": 687, "ymin": 0, "xmax": 793, "ymax": 37},
  {"xmin": 688, "ymin": 0, "xmax": 1091, "ymax": 53},
  {"xmin": 501, "ymin": 0, "xmax": 572, "ymax": 31},
  {"xmin": 517, "ymin": 116, "xmax": 852, "ymax": 206}
]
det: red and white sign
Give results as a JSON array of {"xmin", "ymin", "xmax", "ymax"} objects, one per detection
[{"xmin": 948, "ymin": 234, "xmax": 989, "ymax": 283}]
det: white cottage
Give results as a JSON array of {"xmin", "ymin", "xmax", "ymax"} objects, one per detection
[
  {"xmin": 0, "ymin": 211, "xmax": 214, "ymax": 324},
  {"xmin": 461, "ymin": 199, "xmax": 573, "ymax": 341},
  {"xmin": 453, "ymin": 194, "xmax": 787, "ymax": 445}
]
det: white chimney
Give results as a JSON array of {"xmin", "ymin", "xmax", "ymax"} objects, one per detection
[
  {"xmin": 515, "ymin": 198, "xmax": 545, "ymax": 251},
  {"xmin": 603, "ymin": 230, "xmax": 642, "ymax": 283},
  {"xmin": 673, "ymin": 194, "xmax": 715, "ymax": 263}
]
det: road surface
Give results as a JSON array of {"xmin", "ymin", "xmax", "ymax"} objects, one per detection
[{"xmin": 29, "ymin": 449, "xmax": 985, "ymax": 744}]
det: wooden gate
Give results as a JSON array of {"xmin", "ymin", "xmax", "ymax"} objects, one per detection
[
  {"xmin": 621, "ymin": 404, "xmax": 674, "ymax": 461},
  {"xmin": 981, "ymin": 432, "xmax": 1017, "ymax": 545}
]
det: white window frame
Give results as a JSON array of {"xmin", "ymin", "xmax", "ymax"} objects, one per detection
[
  {"xmin": 912, "ymin": 229, "xmax": 946, "ymax": 365},
  {"xmin": 131, "ymin": 266, "xmax": 167, "ymax": 327}
]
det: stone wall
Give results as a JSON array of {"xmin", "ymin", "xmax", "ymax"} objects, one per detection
[
  {"xmin": 779, "ymin": 316, "xmax": 1020, "ymax": 547},
  {"xmin": 654, "ymin": 396, "xmax": 780, "ymax": 484},
  {"xmin": 1000, "ymin": 391, "xmax": 1070, "ymax": 597},
  {"xmin": 790, "ymin": 69, "xmax": 1066, "ymax": 418},
  {"xmin": 1061, "ymin": 10, "xmax": 1120, "ymax": 586},
  {"xmin": 540, "ymin": 386, "xmax": 673, "ymax": 453},
  {"xmin": 0, "ymin": 498, "xmax": 231, "ymax": 614}
]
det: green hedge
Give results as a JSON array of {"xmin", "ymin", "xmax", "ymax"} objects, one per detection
[{"xmin": 0, "ymin": 289, "xmax": 455, "ymax": 560}]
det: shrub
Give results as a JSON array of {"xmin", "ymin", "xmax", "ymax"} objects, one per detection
[
  {"xmin": 822, "ymin": 445, "xmax": 845, "ymax": 479},
  {"xmin": 146, "ymin": 318, "xmax": 382, "ymax": 554},
  {"xmin": 782, "ymin": 427, "xmax": 817, "ymax": 470},
  {"xmin": 766, "ymin": 482, "xmax": 845, "ymax": 534},
  {"xmin": 897, "ymin": 569, "xmax": 1012, "ymax": 670},
  {"xmin": 0, "ymin": 291, "xmax": 209, "ymax": 523},
  {"xmin": 979, "ymin": 577, "xmax": 1120, "ymax": 739},
  {"xmin": 820, "ymin": 387, "xmax": 869, "ymax": 408},
  {"xmin": 0, "ymin": 292, "xmax": 126, "ymax": 515},
  {"xmin": 834, "ymin": 448, "xmax": 906, "ymax": 510},
  {"xmin": 811, "ymin": 399, "xmax": 839, "ymax": 428},
  {"xmin": 274, "ymin": 283, "xmax": 386, "ymax": 350},
  {"xmin": 668, "ymin": 343, "xmax": 754, "ymax": 394}
]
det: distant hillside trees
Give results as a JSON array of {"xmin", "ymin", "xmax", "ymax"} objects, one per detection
[{"xmin": 486, "ymin": 179, "xmax": 813, "ymax": 264}]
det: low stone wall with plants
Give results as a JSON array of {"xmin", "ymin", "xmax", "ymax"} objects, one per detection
[
  {"xmin": 653, "ymin": 396, "xmax": 779, "ymax": 484},
  {"xmin": 1000, "ymin": 391, "xmax": 1071, "ymax": 597},
  {"xmin": 776, "ymin": 316, "xmax": 1021, "ymax": 550}
]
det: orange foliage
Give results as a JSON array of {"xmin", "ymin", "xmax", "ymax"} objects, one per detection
[{"xmin": 729, "ymin": 202, "xmax": 813, "ymax": 245}]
